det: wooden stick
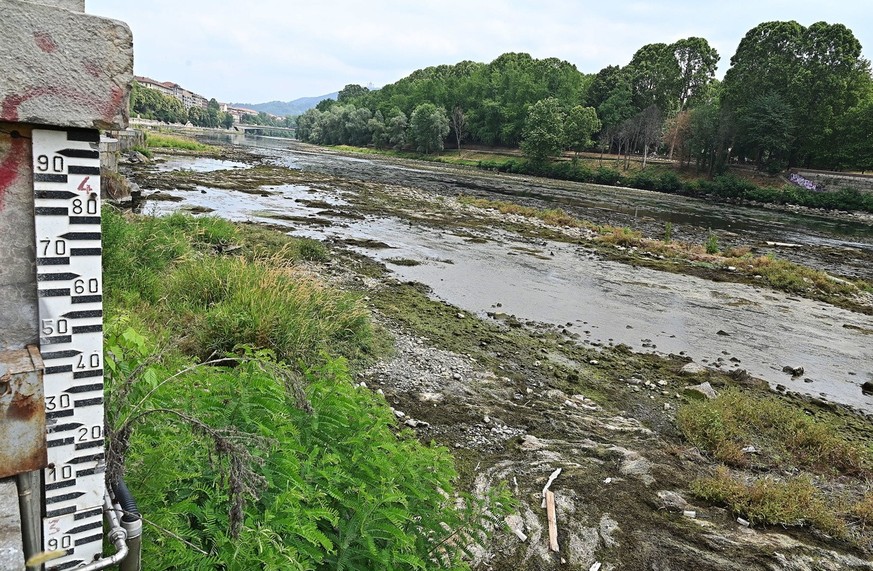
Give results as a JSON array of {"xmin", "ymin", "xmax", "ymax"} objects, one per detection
[{"xmin": 546, "ymin": 490, "xmax": 559, "ymax": 552}]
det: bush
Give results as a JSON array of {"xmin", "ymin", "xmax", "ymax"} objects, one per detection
[
  {"xmin": 704, "ymin": 232, "xmax": 719, "ymax": 254},
  {"xmin": 106, "ymin": 326, "xmax": 513, "ymax": 570}
]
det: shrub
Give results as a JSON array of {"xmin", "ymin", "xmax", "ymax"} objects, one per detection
[
  {"xmin": 105, "ymin": 326, "xmax": 513, "ymax": 570},
  {"xmin": 704, "ymin": 232, "xmax": 719, "ymax": 254}
]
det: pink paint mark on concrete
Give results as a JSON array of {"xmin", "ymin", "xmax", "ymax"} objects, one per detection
[
  {"xmin": 81, "ymin": 59, "xmax": 102, "ymax": 79},
  {"xmin": 0, "ymin": 137, "xmax": 27, "ymax": 212},
  {"xmin": 1, "ymin": 93, "xmax": 26, "ymax": 121},
  {"xmin": 33, "ymin": 32, "xmax": 58, "ymax": 53},
  {"xmin": 102, "ymin": 87, "xmax": 125, "ymax": 123}
]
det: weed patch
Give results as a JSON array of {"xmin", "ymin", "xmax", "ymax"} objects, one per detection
[
  {"xmin": 677, "ymin": 387, "xmax": 873, "ymax": 476},
  {"xmin": 691, "ymin": 467, "xmax": 844, "ymax": 535}
]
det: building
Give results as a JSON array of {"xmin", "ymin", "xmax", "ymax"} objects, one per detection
[
  {"xmin": 220, "ymin": 104, "xmax": 259, "ymax": 123},
  {"xmin": 135, "ymin": 75, "xmax": 209, "ymax": 110}
]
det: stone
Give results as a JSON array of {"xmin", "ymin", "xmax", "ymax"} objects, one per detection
[
  {"xmin": 684, "ymin": 381, "xmax": 718, "ymax": 400},
  {"xmin": 417, "ymin": 392, "xmax": 443, "ymax": 403},
  {"xmin": 656, "ymin": 490, "xmax": 689, "ymax": 512},
  {"xmin": 1, "ymin": 0, "xmax": 133, "ymax": 129},
  {"xmin": 518, "ymin": 434, "xmax": 545, "ymax": 451},
  {"xmin": 599, "ymin": 514, "xmax": 619, "ymax": 548},
  {"xmin": 680, "ymin": 362, "xmax": 706, "ymax": 375},
  {"xmin": 782, "ymin": 365, "xmax": 804, "ymax": 377},
  {"xmin": 860, "ymin": 381, "xmax": 873, "ymax": 396},
  {"xmin": 127, "ymin": 150, "xmax": 150, "ymax": 163}
]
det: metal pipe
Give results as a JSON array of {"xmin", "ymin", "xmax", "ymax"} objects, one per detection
[
  {"xmin": 15, "ymin": 471, "xmax": 42, "ymax": 567},
  {"xmin": 73, "ymin": 492, "xmax": 128, "ymax": 571},
  {"xmin": 117, "ymin": 504, "xmax": 142, "ymax": 571},
  {"xmin": 112, "ymin": 477, "xmax": 142, "ymax": 571}
]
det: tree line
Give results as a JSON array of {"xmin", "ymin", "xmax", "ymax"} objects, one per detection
[
  {"xmin": 130, "ymin": 81, "xmax": 235, "ymax": 129},
  {"xmin": 297, "ymin": 20, "xmax": 873, "ymax": 174}
]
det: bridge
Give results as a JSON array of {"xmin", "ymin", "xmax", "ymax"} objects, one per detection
[{"xmin": 234, "ymin": 124, "xmax": 296, "ymax": 137}]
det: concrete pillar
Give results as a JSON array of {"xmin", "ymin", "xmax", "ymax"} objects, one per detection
[{"xmin": 0, "ymin": 0, "xmax": 133, "ymax": 564}]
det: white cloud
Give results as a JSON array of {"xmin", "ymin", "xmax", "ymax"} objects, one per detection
[{"xmin": 87, "ymin": 0, "xmax": 873, "ymax": 103}]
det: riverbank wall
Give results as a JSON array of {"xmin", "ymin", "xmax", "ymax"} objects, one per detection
[{"xmin": 793, "ymin": 168, "xmax": 873, "ymax": 194}]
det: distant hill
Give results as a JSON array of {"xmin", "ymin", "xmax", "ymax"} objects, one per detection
[{"xmin": 231, "ymin": 92, "xmax": 339, "ymax": 117}]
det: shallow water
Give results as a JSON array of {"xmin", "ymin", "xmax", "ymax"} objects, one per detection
[
  {"xmin": 141, "ymin": 152, "xmax": 873, "ymax": 413},
  {"xmin": 154, "ymin": 156, "xmax": 251, "ymax": 173}
]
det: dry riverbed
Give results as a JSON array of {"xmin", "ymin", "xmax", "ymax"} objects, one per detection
[{"xmin": 124, "ymin": 143, "xmax": 873, "ymax": 570}]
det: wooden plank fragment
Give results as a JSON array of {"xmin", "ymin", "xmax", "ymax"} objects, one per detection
[{"xmin": 546, "ymin": 490, "xmax": 559, "ymax": 552}]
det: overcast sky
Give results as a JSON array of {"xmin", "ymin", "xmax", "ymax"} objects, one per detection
[{"xmin": 88, "ymin": 1, "xmax": 872, "ymax": 105}]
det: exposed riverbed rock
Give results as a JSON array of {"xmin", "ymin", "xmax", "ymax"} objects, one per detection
[
  {"xmin": 680, "ymin": 362, "xmax": 707, "ymax": 375},
  {"xmin": 656, "ymin": 490, "xmax": 690, "ymax": 512},
  {"xmin": 683, "ymin": 381, "xmax": 718, "ymax": 400}
]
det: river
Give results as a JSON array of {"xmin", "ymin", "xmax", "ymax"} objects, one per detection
[{"xmin": 135, "ymin": 135, "xmax": 873, "ymax": 413}]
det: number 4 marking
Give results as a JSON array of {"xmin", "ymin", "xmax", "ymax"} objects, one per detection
[{"xmin": 77, "ymin": 177, "xmax": 92, "ymax": 192}]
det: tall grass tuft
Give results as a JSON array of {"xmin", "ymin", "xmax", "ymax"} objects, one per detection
[
  {"xmin": 677, "ymin": 387, "xmax": 873, "ymax": 476},
  {"xmin": 161, "ymin": 255, "xmax": 372, "ymax": 364}
]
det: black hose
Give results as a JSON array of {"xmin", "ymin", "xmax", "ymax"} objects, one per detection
[{"xmin": 112, "ymin": 478, "xmax": 141, "ymax": 523}]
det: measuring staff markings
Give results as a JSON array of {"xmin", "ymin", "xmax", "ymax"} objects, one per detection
[{"xmin": 33, "ymin": 129, "xmax": 106, "ymax": 570}]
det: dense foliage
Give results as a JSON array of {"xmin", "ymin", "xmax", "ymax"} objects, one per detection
[
  {"xmin": 297, "ymin": 21, "xmax": 873, "ymax": 174},
  {"xmin": 130, "ymin": 82, "xmax": 235, "ymax": 129},
  {"xmin": 474, "ymin": 157, "xmax": 873, "ymax": 212},
  {"xmin": 102, "ymin": 210, "xmax": 513, "ymax": 569}
]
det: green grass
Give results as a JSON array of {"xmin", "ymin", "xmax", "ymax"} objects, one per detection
[
  {"xmin": 102, "ymin": 209, "xmax": 371, "ymax": 365},
  {"xmin": 677, "ymin": 387, "xmax": 873, "ymax": 475},
  {"xmin": 162, "ymin": 255, "xmax": 372, "ymax": 364},
  {"xmin": 691, "ymin": 466, "xmax": 845, "ymax": 535},
  {"xmin": 681, "ymin": 389, "xmax": 873, "ymax": 546},
  {"xmin": 146, "ymin": 132, "xmax": 215, "ymax": 152}
]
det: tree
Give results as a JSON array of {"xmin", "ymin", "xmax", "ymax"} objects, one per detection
[
  {"xmin": 450, "ymin": 106, "xmax": 466, "ymax": 154},
  {"xmin": 671, "ymin": 37, "xmax": 720, "ymax": 110},
  {"xmin": 565, "ymin": 105, "xmax": 601, "ymax": 157},
  {"xmin": 738, "ymin": 93, "xmax": 795, "ymax": 173},
  {"xmin": 337, "ymin": 84, "xmax": 370, "ymax": 103},
  {"xmin": 386, "ymin": 110, "xmax": 408, "ymax": 150},
  {"xmin": 221, "ymin": 112, "xmax": 234, "ymax": 129},
  {"xmin": 722, "ymin": 20, "xmax": 870, "ymax": 168},
  {"xmin": 295, "ymin": 108, "xmax": 321, "ymax": 142},
  {"xmin": 585, "ymin": 65, "xmax": 623, "ymax": 109},
  {"xmin": 368, "ymin": 110, "xmax": 389, "ymax": 149},
  {"xmin": 409, "ymin": 103, "xmax": 450, "ymax": 154},
  {"xmin": 345, "ymin": 106, "xmax": 372, "ymax": 146},
  {"xmin": 637, "ymin": 105, "xmax": 664, "ymax": 168},
  {"xmin": 520, "ymin": 97, "xmax": 565, "ymax": 163},
  {"xmin": 625, "ymin": 43, "xmax": 681, "ymax": 114}
]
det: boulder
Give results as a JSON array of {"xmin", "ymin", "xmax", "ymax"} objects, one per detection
[
  {"xmin": 656, "ymin": 490, "xmax": 689, "ymax": 512},
  {"xmin": 684, "ymin": 382, "xmax": 718, "ymax": 400},
  {"xmin": 680, "ymin": 362, "xmax": 706, "ymax": 375}
]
